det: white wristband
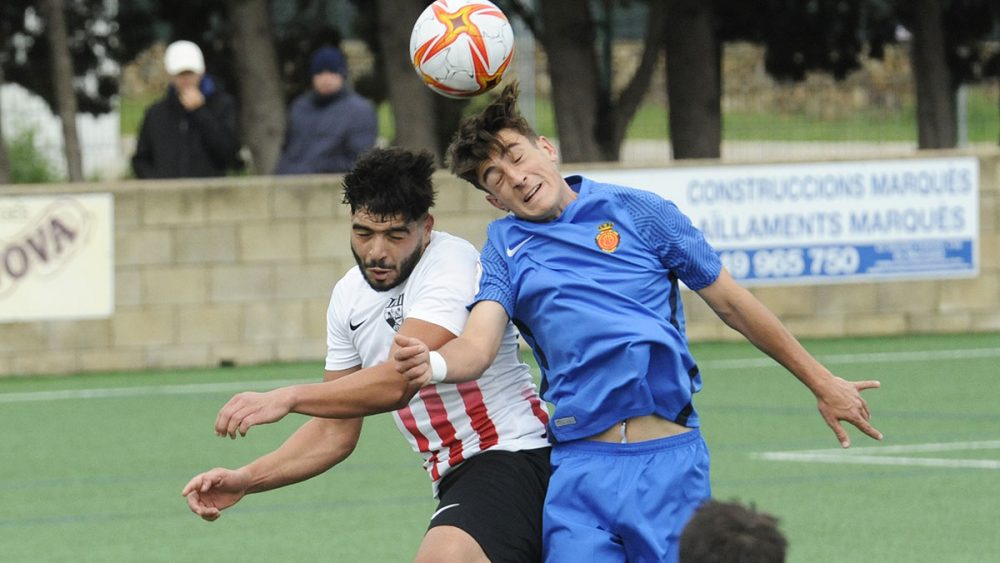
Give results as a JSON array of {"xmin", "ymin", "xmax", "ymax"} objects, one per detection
[{"xmin": 428, "ymin": 351, "xmax": 448, "ymax": 384}]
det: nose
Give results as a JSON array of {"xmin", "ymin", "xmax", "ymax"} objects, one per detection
[
  {"xmin": 503, "ymin": 165, "xmax": 526, "ymax": 190},
  {"xmin": 367, "ymin": 236, "xmax": 388, "ymax": 260}
]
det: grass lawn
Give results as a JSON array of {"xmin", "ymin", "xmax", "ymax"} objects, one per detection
[{"xmin": 2, "ymin": 332, "xmax": 998, "ymax": 561}]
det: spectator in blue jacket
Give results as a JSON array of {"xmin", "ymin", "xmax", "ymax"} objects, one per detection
[{"xmin": 274, "ymin": 46, "xmax": 378, "ymax": 175}]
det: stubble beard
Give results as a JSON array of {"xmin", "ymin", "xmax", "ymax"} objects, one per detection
[{"xmin": 351, "ymin": 244, "xmax": 425, "ymax": 292}]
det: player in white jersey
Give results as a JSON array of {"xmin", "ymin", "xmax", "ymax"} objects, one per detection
[{"xmin": 182, "ymin": 148, "xmax": 550, "ymax": 562}]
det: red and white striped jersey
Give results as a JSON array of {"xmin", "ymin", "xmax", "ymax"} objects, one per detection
[{"xmin": 325, "ymin": 231, "xmax": 550, "ymax": 494}]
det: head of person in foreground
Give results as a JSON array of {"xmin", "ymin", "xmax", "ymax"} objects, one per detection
[
  {"xmin": 343, "ymin": 147, "xmax": 437, "ymax": 291},
  {"xmin": 447, "ymin": 82, "xmax": 577, "ymax": 223},
  {"xmin": 679, "ymin": 500, "xmax": 788, "ymax": 563}
]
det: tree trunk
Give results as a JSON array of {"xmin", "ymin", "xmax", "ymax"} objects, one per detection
[
  {"xmin": 226, "ymin": 0, "xmax": 286, "ymax": 174},
  {"xmin": 0, "ymin": 65, "xmax": 10, "ymax": 185},
  {"xmin": 376, "ymin": 0, "xmax": 440, "ymax": 162},
  {"xmin": 910, "ymin": 0, "xmax": 957, "ymax": 149},
  {"xmin": 537, "ymin": 0, "xmax": 604, "ymax": 163},
  {"xmin": 601, "ymin": 0, "xmax": 667, "ymax": 160},
  {"xmin": 44, "ymin": 0, "xmax": 84, "ymax": 181},
  {"xmin": 664, "ymin": 0, "xmax": 721, "ymax": 160}
]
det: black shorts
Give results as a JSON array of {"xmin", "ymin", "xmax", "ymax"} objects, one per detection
[{"xmin": 430, "ymin": 447, "xmax": 550, "ymax": 563}]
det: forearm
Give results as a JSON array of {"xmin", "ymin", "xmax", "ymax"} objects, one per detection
[
  {"xmin": 701, "ymin": 271, "xmax": 833, "ymax": 393},
  {"xmin": 287, "ymin": 363, "xmax": 418, "ymax": 419},
  {"xmin": 240, "ymin": 418, "xmax": 358, "ymax": 494},
  {"xmin": 716, "ymin": 289, "xmax": 834, "ymax": 393},
  {"xmin": 699, "ymin": 271, "xmax": 881, "ymax": 447},
  {"xmin": 436, "ymin": 335, "xmax": 498, "ymax": 383}
]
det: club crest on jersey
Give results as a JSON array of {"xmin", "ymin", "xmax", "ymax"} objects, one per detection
[
  {"xmin": 595, "ymin": 222, "xmax": 620, "ymax": 253},
  {"xmin": 384, "ymin": 293, "xmax": 404, "ymax": 331}
]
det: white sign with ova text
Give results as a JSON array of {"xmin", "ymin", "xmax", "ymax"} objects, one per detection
[
  {"xmin": 0, "ymin": 193, "xmax": 114, "ymax": 322},
  {"xmin": 580, "ymin": 157, "xmax": 979, "ymax": 285}
]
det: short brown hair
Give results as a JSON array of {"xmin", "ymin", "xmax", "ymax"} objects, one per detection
[
  {"xmin": 680, "ymin": 500, "xmax": 787, "ymax": 563},
  {"xmin": 446, "ymin": 82, "xmax": 538, "ymax": 191}
]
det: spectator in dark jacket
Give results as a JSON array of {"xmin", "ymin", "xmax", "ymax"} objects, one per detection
[
  {"xmin": 132, "ymin": 40, "xmax": 241, "ymax": 179},
  {"xmin": 274, "ymin": 46, "xmax": 378, "ymax": 175}
]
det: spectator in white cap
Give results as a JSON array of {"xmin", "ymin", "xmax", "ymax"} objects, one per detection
[
  {"xmin": 132, "ymin": 40, "xmax": 241, "ymax": 178},
  {"xmin": 274, "ymin": 45, "xmax": 378, "ymax": 175}
]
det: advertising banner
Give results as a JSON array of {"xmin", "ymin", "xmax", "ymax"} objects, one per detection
[
  {"xmin": 0, "ymin": 193, "xmax": 114, "ymax": 322},
  {"xmin": 580, "ymin": 158, "xmax": 979, "ymax": 285}
]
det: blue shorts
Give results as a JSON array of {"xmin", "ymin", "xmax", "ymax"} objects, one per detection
[{"xmin": 543, "ymin": 429, "xmax": 711, "ymax": 563}]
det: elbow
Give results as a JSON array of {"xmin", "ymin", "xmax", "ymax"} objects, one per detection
[
  {"xmin": 387, "ymin": 381, "xmax": 418, "ymax": 411},
  {"xmin": 358, "ymin": 376, "xmax": 416, "ymax": 414},
  {"xmin": 336, "ymin": 437, "xmax": 359, "ymax": 459}
]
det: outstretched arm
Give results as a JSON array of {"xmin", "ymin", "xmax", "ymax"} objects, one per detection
[
  {"xmin": 697, "ymin": 268, "xmax": 882, "ymax": 448},
  {"xmin": 214, "ymin": 317, "xmax": 456, "ymax": 439},
  {"xmin": 182, "ymin": 369, "xmax": 363, "ymax": 521},
  {"xmin": 393, "ymin": 300, "xmax": 510, "ymax": 387}
]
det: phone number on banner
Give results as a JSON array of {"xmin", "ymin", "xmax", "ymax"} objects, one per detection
[{"xmin": 717, "ymin": 239, "xmax": 975, "ymax": 283}]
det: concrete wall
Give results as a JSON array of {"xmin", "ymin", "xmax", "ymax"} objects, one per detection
[{"xmin": 1, "ymin": 149, "xmax": 997, "ymax": 377}]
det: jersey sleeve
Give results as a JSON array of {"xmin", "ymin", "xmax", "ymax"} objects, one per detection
[
  {"xmin": 624, "ymin": 188, "xmax": 722, "ymax": 290},
  {"xmin": 404, "ymin": 237, "xmax": 480, "ymax": 336},
  {"xmin": 472, "ymin": 234, "xmax": 516, "ymax": 319},
  {"xmin": 325, "ymin": 281, "xmax": 362, "ymax": 371}
]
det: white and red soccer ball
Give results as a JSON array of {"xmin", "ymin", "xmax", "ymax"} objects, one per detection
[{"xmin": 409, "ymin": 0, "xmax": 515, "ymax": 98}]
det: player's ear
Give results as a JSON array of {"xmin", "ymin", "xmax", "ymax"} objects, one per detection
[
  {"xmin": 537, "ymin": 136, "xmax": 558, "ymax": 162},
  {"xmin": 422, "ymin": 213, "xmax": 435, "ymax": 234},
  {"xmin": 485, "ymin": 194, "xmax": 508, "ymax": 212}
]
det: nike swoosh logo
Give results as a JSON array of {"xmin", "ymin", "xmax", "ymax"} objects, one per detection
[
  {"xmin": 349, "ymin": 320, "xmax": 365, "ymax": 331},
  {"xmin": 431, "ymin": 503, "xmax": 460, "ymax": 521},
  {"xmin": 506, "ymin": 235, "xmax": 535, "ymax": 257}
]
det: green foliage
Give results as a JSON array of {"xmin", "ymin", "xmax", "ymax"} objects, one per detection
[
  {"xmin": 1, "ymin": 0, "xmax": 119, "ymax": 115},
  {"xmin": 5, "ymin": 130, "xmax": 62, "ymax": 184},
  {"xmin": 119, "ymin": 92, "xmax": 159, "ymax": 137}
]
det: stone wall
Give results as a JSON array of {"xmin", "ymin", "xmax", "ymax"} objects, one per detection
[{"xmin": 1, "ymin": 149, "xmax": 997, "ymax": 377}]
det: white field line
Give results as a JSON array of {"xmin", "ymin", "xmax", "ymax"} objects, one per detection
[
  {"xmin": 1, "ymin": 346, "xmax": 997, "ymax": 403},
  {"xmin": 754, "ymin": 440, "xmax": 1000, "ymax": 470},
  {"xmin": 701, "ymin": 347, "xmax": 1000, "ymax": 370},
  {"xmin": 0, "ymin": 379, "xmax": 313, "ymax": 403}
]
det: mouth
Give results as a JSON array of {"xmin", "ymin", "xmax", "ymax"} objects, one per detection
[
  {"xmin": 523, "ymin": 184, "xmax": 540, "ymax": 203},
  {"xmin": 368, "ymin": 267, "xmax": 393, "ymax": 281}
]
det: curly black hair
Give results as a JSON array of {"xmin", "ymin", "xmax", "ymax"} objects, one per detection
[
  {"xmin": 342, "ymin": 147, "xmax": 437, "ymax": 222},
  {"xmin": 446, "ymin": 81, "xmax": 538, "ymax": 191}
]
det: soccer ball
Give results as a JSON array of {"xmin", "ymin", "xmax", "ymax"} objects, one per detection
[{"xmin": 409, "ymin": 0, "xmax": 515, "ymax": 98}]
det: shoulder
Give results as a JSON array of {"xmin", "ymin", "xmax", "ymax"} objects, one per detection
[
  {"xmin": 203, "ymin": 79, "xmax": 236, "ymax": 106},
  {"xmin": 426, "ymin": 231, "xmax": 478, "ymax": 262},
  {"xmin": 344, "ymin": 91, "xmax": 376, "ymax": 111},
  {"xmin": 484, "ymin": 216, "xmax": 518, "ymax": 243},
  {"xmin": 333, "ymin": 265, "xmax": 364, "ymax": 292},
  {"xmin": 584, "ymin": 178, "xmax": 662, "ymax": 205},
  {"xmin": 584, "ymin": 178, "xmax": 680, "ymax": 218},
  {"xmin": 288, "ymin": 93, "xmax": 313, "ymax": 110},
  {"xmin": 145, "ymin": 97, "xmax": 171, "ymax": 115},
  {"xmin": 330, "ymin": 266, "xmax": 370, "ymax": 308}
]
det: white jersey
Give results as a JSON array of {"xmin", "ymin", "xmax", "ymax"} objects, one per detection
[{"xmin": 325, "ymin": 231, "xmax": 550, "ymax": 490}]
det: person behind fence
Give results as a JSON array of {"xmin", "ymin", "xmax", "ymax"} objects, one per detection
[
  {"xmin": 131, "ymin": 40, "xmax": 241, "ymax": 179},
  {"xmin": 274, "ymin": 45, "xmax": 378, "ymax": 175},
  {"xmin": 679, "ymin": 500, "xmax": 787, "ymax": 563}
]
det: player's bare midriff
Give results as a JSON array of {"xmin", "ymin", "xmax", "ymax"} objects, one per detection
[{"xmin": 586, "ymin": 414, "xmax": 691, "ymax": 444}]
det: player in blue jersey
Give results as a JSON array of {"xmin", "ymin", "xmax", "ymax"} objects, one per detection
[{"xmin": 392, "ymin": 83, "xmax": 882, "ymax": 563}]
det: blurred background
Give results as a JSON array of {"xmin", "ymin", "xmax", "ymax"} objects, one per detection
[{"xmin": 1, "ymin": 0, "xmax": 997, "ymax": 183}]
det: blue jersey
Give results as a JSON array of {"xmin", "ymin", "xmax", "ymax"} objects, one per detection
[{"xmin": 474, "ymin": 176, "xmax": 722, "ymax": 442}]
